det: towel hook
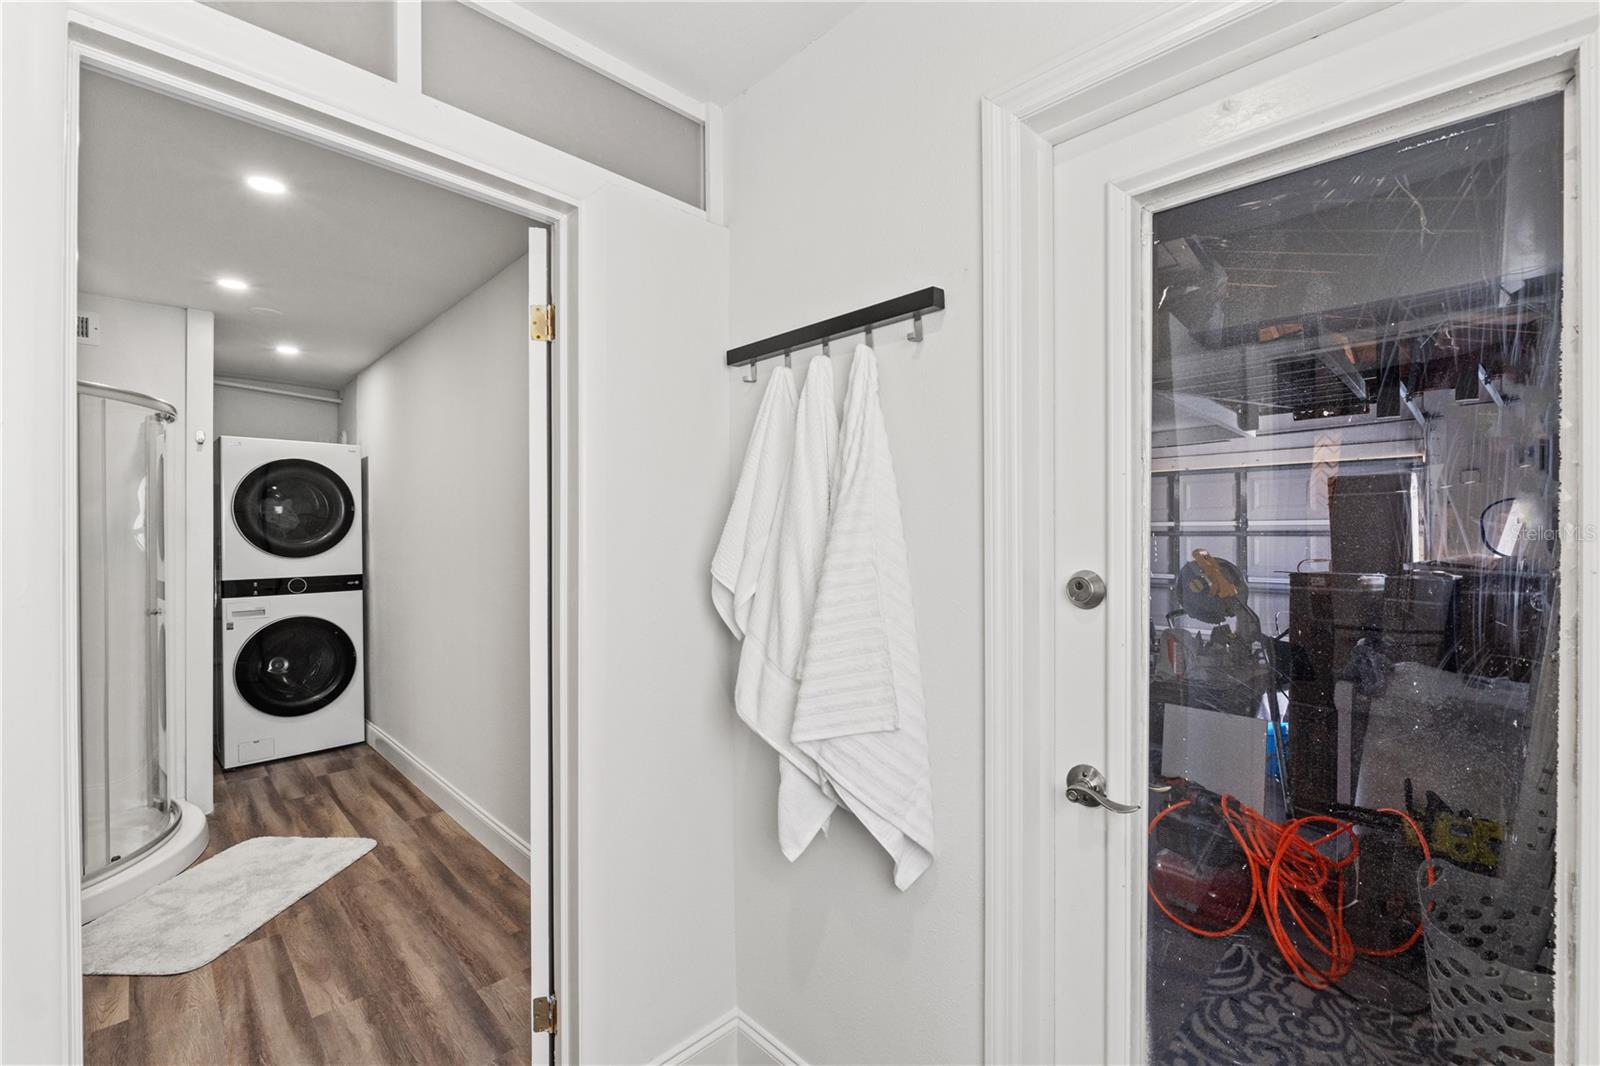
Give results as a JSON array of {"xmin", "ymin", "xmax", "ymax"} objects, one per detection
[
  {"xmin": 865, "ymin": 324, "xmax": 874, "ymax": 347},
  {"xmin": 742, "ymin": 362, "xmax": 757, "ymax": 384},
  {"xmin": 823, "ymin": 338, "xmax": 831, "ymax": 358},
  {"xmin": 784, "ymin": 349, "xmax": 792, "ymax": 368},
  {"xmin": 907, "ymin": 312, "xmax": 924, "ymax": 343}
]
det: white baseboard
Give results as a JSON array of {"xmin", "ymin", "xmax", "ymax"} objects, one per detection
[
  {"xmin": 735, "ymin": 1014, "xmax": 805, "ymax": 1066},
  {"xmin": 364, "ymin": 721, "xmax": 532, "ymax": 880},
  {"xmin": 658, "ymin": 1009, "xmax": 805, "ymax": 1066}
]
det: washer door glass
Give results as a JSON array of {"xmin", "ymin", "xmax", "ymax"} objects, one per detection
[
  {"xmin": 233, "ymin": 459, "xmax": 355, "ymax": 558},
  {"xmin": 235, "ymin": 616, "xmax": 357, "ymax": 717}
]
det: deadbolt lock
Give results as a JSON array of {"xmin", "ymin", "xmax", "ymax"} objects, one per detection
[{"xmin": 1065, "ymin": 570, "xmax": 1106, "ymax": 609}]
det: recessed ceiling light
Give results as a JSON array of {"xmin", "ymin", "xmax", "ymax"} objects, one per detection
[
  {"xmin": 275, "ymin": 344, "xmax": 302, "ymax": 357},
  {"xmin": 245, "ymin": 174, "xmax": 288, "ymax": 196},
  {"xmin": 216, "ymin": 276, "xmax": 250, "ymax": 292}
]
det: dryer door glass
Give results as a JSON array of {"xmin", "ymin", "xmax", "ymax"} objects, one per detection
[
  {"xmin": 233, "ymin": 459, "xmax": 356, "ymax": 558},
  {"xmin": 235, "ymin": 616, "xmax": 358, "ymax": 717}
]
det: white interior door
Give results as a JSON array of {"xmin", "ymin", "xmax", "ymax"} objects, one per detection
[
  {"xmin": 1050, "ymin": 6, "xmax": 1591, "ymax": 1062},
  {"xmin": 527, "ymin": 224, "xmax": 553, "ymax": 1065}
]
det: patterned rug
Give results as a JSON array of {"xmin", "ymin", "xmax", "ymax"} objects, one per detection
[{"xmin": 1161, "ymin": 943, "xmax": 1443, "ymax": 1065}]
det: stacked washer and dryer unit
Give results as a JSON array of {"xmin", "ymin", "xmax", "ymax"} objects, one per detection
[{"xmin": 216, "ymin": 437, "xmax": 366, "ymax": 769}]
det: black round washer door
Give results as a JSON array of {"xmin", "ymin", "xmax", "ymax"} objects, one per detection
[
  {"xmin": 235, "ymin": 616, "xmax": 357, "ymax": 717},
  {"xmin": 233, "ymin": 458, "xmax": 355, "ymax": 558}
]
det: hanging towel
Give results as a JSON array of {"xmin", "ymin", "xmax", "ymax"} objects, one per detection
[
  {"xmin": 735, "ymin": 355, "xmax": 841, "ymax": 859},
  {"xmin": 793, "ymin": 345, "xmax": 934, "ymax": 889},
  {"xmin": 711, "ymin": 366, "xmax": 797, "ymax": 639}
]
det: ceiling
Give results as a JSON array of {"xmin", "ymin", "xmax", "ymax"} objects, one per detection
[
  {"xmin": 519, "ymin": 2, "xmax": 858, "ymax": 105},
  {"xmin": 78, "ymin": 71, "xmax": 530, "ymax": 390}
]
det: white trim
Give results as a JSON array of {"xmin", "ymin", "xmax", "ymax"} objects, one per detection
[
  {"xmin": 547, "ymin": 192, "xmax": 580, "ymax": 1066},
  {"xmin": 74, "ymin": 40, "xmax": 563, "ymax": 226},
  {"xmin": 65, "ymin": 2, "xmax": 704, "ymax": 221},
  {"xmin": 987, "ymin": 1, "xmax": 1389, "ymax": 139},
  {"xmin": 459, "ymin": 1, "xmax": 708, "ymax": 122},
  {"xmin": 365, "ymin": 721, "xmax": 533, "ymax": 880},
  {"xmin": 703, "ymin": 102, "xmax": 725, "ymax": 225},
  {"xmin": 979, "ymin": 93, "xmax": 1055, "ymax": 1066},
  {"xmin": 394, "ymin": 0, "xmax": 422, "ymax": 93},
  {"xmin": 183, "ymin": 309, "xmax": 215, "ymax": 814},
  {"xmin": 654, "ymin": 1010, "xmax": 805, "ymax": 1066},
  {"xmin": 655, "ymin": 1009, "xmax": 739, "ymax": 1066},
  {"xmin": 981, "ymin": 3, "xmax": 1600, "ymax": 1063},
  {"xmin": 734, "ymin": 1012, "xmax": 806, "ymax": 1066},
  {"xmin": 62, "ymin": 35, "xmax": 88, "ymax": 1065},
  {"xmin": 1562, "ymin": 43, "xmax": 1600, "ymax": 1066},
  {"xmin": 214, "ymin": 377, "xmax": 343, "ymax": 406}
]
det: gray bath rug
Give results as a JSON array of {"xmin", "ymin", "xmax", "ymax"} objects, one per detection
[{"xmin": 83, "ymin": 836, "xmax": 375, "ymax": 975}]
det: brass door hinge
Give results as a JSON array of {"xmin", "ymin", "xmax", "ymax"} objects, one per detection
[
  {"xmin": 530, "ymin": 304, "xmax": 555, "ymax": 342},
  {"xmin": 533, "ymin": 993, "xmax": 558, "ymax": 1034}
]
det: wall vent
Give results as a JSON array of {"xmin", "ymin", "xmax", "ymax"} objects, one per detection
[{"xmin": 76, "ymin": 311, "xmax": 102, "ymax": 346}]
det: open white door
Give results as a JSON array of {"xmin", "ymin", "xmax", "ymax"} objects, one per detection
[
  {"xmin": 528, "ymin": 225, "xmax": 554, "ymax": 1064},
  {"xmin": 1047, "ymin": 4, "xmax": 1595, "ymax": 1063},
  {"xmin": 564, "ymin": 183, "xmax": 736, "ymax": 1065}
]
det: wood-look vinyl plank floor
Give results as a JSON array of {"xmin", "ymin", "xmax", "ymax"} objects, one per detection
[{"xmin": 84, "ymin": 743, "xmax": 534, "ymax": 1065}]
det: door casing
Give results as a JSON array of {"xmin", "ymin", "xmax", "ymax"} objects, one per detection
[
  {"xmin": 981, "ymin": 3, "xmax": 1600, "ymax": 1062},
  {"xmin": 0, "ymin": 1, "xmax": 652, "ymax": 1058}
]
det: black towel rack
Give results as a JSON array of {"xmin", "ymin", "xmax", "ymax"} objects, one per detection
[{"xmin": 725, "ymin": 287, "xmax": 945, "ymax": 373}]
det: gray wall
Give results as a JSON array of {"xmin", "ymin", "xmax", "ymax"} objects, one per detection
[
  {"xmin": 214, "ymin": 383, "xmax": 341, "ymax": 443},
  {"xmin": 722, "ymin": 5, "xmax": 1150, "ymax": 1062},
  {"xmin": 341, "ymin": 256, "xmax": 531, "ymax": 842}
]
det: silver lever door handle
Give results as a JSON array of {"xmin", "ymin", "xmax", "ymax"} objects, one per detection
[{"xmin": 1064, "ymin": 764, "xmax": 1140, "ymax": 814}]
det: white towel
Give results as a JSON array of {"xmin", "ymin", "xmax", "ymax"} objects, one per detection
[
  {"xmin": 793, "ymin": 345, "xmax": 934, "ymax": 889},
  {"xmin": 735, "ymin": 356, "xmax": 840, "ymax": 859},
  {"xmin": 711, "ymin": 367, "xmax": 797, "ymax": 639}
]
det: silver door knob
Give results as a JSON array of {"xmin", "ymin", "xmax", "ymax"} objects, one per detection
[{"xmin": 1064, "ymin": 764, "xmax": 1140, "ymax": 814}]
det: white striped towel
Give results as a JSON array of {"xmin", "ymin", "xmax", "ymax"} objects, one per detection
[{"xmin": 793, "ymin": 345, "xmax": 934, "ymax": 889}]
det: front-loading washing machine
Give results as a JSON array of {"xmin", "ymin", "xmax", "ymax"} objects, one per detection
[
  {"xmin": 218, "ymin": 436, "xmax": 363, "ymax": 581},
  {"xmin": 217, "ymin": 588, "xmax": 365, "ymax": 768}
]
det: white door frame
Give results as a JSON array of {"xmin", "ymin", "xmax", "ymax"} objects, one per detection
[
  {"xmin": 981, "ymin": 2, "xmax": 1600, "ymax": 1062},
  {"xmin": 0, "ymin": 0, "xmax": 670, "ymax": 1058}
]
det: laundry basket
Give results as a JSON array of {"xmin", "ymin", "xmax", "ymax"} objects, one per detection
[{"xmin": 1416, "ymin": 860, "xmax": 1555, "ymax": 1064}]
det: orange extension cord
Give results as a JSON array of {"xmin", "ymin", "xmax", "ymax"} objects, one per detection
[{"xmin": 1148, "ymin": 794, "xmax": 1434, "ymax": 990}]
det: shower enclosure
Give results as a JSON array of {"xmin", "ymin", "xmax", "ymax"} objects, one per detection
[{"xmin": 78, "ymin": 381, "xmax": 206, "ymax": 921}]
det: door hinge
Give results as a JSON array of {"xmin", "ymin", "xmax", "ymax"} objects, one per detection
[
  {"xmin": 530, "ymin": 303, "xmax": 555, "ymax": 343},
  {"xmin": 533, "ymin": 993, "xmax": 558, "ymax": 1034}
]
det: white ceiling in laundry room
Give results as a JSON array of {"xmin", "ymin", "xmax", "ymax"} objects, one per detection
[
  {"xmin": 77, "ymin": 71, "xmax": 529, "ymax": 390},
  {"xmin": 519, "ymin": 2, "xmax": 859, "ymax": 105}
]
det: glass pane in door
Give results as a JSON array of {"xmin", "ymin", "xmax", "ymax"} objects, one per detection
[{"xmin": 1146, "ymin": 94, "xmax": 1563, "ymax": 1064}]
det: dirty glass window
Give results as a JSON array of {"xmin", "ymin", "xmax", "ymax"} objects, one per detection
[{"xmin": 1146, "ymin": 93, "xmax": 1563, "ymax": 1065}]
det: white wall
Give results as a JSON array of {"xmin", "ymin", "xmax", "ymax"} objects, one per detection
[
  {"xmin": 214, "ymin": 382, "xmax": 341, "ymax": 443},
  {"xmin": 722, "ymin": 5, "xmax": 1150, "ymax": 1062},
  {"xmin": 341, "ymin": 256, "xmax": 532, "ymax": 848}
]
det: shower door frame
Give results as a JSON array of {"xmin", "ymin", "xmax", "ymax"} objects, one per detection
[
  {"xmin": 980, "ymin": 2, "xmax": 1600, "ymax": 1064},
  {"xmin": 76, "ymin": 383, "xmax": 181, "ymax": 888},
  {"xmin": 0, "ymin": 0, "xmax": 717, "ymax": 1058}
]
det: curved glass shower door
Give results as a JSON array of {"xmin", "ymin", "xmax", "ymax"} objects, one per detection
[{"xmin": 78, "ymin": 382, "xmax": 179, "ymax": 883}]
